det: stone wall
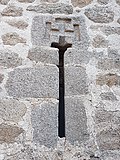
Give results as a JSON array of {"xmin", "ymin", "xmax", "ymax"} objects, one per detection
[{"xmin": 0, "ymin": 0, "xmax": 120, "ymax": 159}]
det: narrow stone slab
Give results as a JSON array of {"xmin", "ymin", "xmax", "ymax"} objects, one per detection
[
  {"xmin": 32, "ymin": 100, "xmax": 58, "ymax": 148},
  {"xmin": 28, "ymin": 46, "xmax": 59, "ymax": 65},
  {"xmin": 27, "ymin": 3, "xmax": 73, "ymax": 14},
  {"xmin": 6, "ymin": 67, "xmax": 59, "ymax": 98},
  {"xmin": 65, "ymin": 97, "xmax": 89, "ymax": 144},
  {"xmin": 65, "ymin": 66, "xmax": 88, "ymax": 96}
]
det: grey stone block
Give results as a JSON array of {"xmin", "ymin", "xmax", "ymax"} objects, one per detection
[
  {"xmin": 28, "ymin": 46, "xmax": 59, "ymax": 65},
  {"xmin": 71, "ymin": 0, "xmax": 93, "ymax": 8},
  {"xmin": 0, "ymin": 123, "xmax": 24, "ymax": 144},
  {"xmin": 0, "ymin": 50, "xmax": 22, "ymax": 68},
  {"xmin": 100, "ymin": 92, "xmax": 117, "ymax": 101},
  {"xmin": 65, "ymin": 66, "xmax": 88, "ymax": 96},
  {"xmin": 100, "ymin": 26, "xmax": 120, "ymax": 36},
  {"xmin": 2, "ymin": 33, "xmax": 26, "ymax": 46},
  {"xmin": 6, "ymin": 67, "xmax": 59, "ymax": 98},
  {"xmin": 31, "ymin": 15, "xmax": 89, "ymax": 50},
  {"xmin": 95, "ymin": 108, "xmax": 120, "ymax": 150},
  {"xmin": 0, "ymin": 99, "xmax": 27, "ymax": 122},
  {"xmin": 65, "ymin": 97, "xmax": 89, "ymax": 144},
  {"xmin": 1, "ymin": 5, "xmax": 23, "ymax": 16},
  {"xmin": 85, "ymin": 6, "xmax": 114, "ymax": 23},
  {"xmin": 96, "ymin": 73, "xmax": 120, "ymax": 87},
  {"xmin": 97, "ymin": 0, "xmax": 109, "ymax": 5},
  {"xmin": 27, "ymin": 3, "xmax": 73, "ymax": 14},
  {"xmin": 64, "ymin": 48, "xmax": 91, "ymax": 65},
  {"xmin": 32, "ymin": 101, "xmax": 58, "ymax": 148},
  {"xmin": 98, "ymin": 58, "xmax": 120, "ymax": 70}
]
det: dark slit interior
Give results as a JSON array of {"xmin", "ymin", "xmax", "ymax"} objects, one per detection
[{"xmin": 51, "ymin": 36, "xmax": 72, "ymax": 138}]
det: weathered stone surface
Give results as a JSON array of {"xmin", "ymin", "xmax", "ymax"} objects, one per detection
[
  {"xmin": 98, "ymin": 58, "xmax": 120, "ymax": 70},
  {"xmin": 65, "ymin": 97, "xmax": 89, "ymax": 144},
  {"xmin": 96, "ymin": 73, "xmax": 120, "ymax": 87},
  {"xmin": 84, "ymin": 6, "xmax": 114, "ymax": 23},
  {"xmin": 92, "ymin": 35, "xmax": 108, "ymax": 48},
  {"xmin": 7, "ymin": 20, "xmax": 28, "ymax": 30},
  {"xmin": 100, "ymin": 92, "xmax": 117, "ymax": 101},
  {"xmin": 116, "ymin": 0, "xmax": 120, "ymax": 5},
  {"xmin": 65, "ymin": 66, "xmax": 88, "ymax": 96},
  {"xmin": 6, "ymin": 67, "xmax": 59, "ymax": 98},
  {"xmin": 40, "ymin": 0, "xmax": 59, "ymax": 2},
  {"xmin": 0, "ymin": 123, "xmax": 24, "ymax": 143},
  {"xmin": 0, "ymin": 50, "xmax": 22, "ymax": 68},
  {"xmin": 117, "ymin": 18, "xmax": 120, "ymax": 24},
  {"xmin": 2, "ymin": 33, "xmax": 26, "ymax": 45},
  {"xmin": 31, "ymin": 15, "xmax": 89, "ymax": 50},
  {"xmin": 1, "ymin": 6, "xmax": 23, "ymax": 16},
  {"xmin": 97, "ymin": 128, "xmax": 120, "ymax": 150},
  {"xmin": 71, "ymin": 0, "xmax": 92, "ymax": 8},
  {"xmin": 95, "ymin": 108, "xmax": 120, "ymax": 150},
  {"xmin": 28, "ymin": 47, "xmax": 59, "ymax": 65},
  {"xmin": 108, "ymin": 49, "xmax": 120, "ymax": 59},
  {"xmin": 0, "ymin": 99, "xmax": 27, "ymax": 122},
  {"xmin": 0, "ymin": 0, "xmax": 10, "ymax": 5},
  {"xmin": 32, "ymin": 101, "xmax": 58, "ymax": 148},
  {"xmin": 27, "ymin": 3, "xmax": 73, "ymax": 14},
  {"xmin": 64, "ymin": 48, "xmax": 91, "ymax": 64},
  {"xmin": 97, "ymin": 0, "xmax": 109, "ymax": 5},
  {"xmin": 100, "ymin": 26, "xmax": 120, "ymax": 36},
  {"xmin": 18, "ymin": 0, "xmax": 35, "ymax": 2},
  {"xmin": 0, "ymin": 74, "xmax": 4, "ymax": 83}
]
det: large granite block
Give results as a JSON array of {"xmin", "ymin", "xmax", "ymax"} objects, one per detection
[
  {"xmin": 32, "ymin": 101, "xmax": 58, "ymax": 148},
  {"xmin": 65, "ymin": 66, "xmax": 88, "ymax": 96},
  {"xmin": 65, "ymin": 97, "xmax": 89, "ymax": 144},
  {"xmin": 31, "ymin": 15, "xmax": 89, "ymax": 50},
  {"xmin": 6, "ymin": 67, "xmax": 59, "ymax": 98}
]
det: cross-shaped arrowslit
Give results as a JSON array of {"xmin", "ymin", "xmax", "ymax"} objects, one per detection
[{"xmin": 51, "ymin": 36, "xmax": 72, "ymax": 137}]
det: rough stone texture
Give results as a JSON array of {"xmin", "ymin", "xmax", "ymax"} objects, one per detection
[
  {"xmin": 92, "ymin": 35, "xmax": 108, "ymax": 48},
  {"xmin": 98, "ymin": 58, "xmax": 120, "ymax": 70},
  {"xmin": 0, "ymin": 0, "xmax": 10, "ymax": 5},
  {"xmin": 2, "ymin": 33, "xmax": 26, "ymax": 45},
  {"xmin": 65, "ymin": 97, "xmax": 89, "ymax": 144},
  {"xmin": 0, "ymin": 99, "xmax": 27, "ymax": 122},
  {"xmin": 85, "ymin": 6, "xmax": 114, "ymax": 23},
  {"xmin": 108, "ymin": 49, "xmax": 120, "ymax": 59},
  {"xmin": 0, "ymin": 74, "xmax": 4, "ymax": 83},
  {"xmin": 116, "ymin": 0, "xmax": 120, "ymax": 5},
  {"xmin": 40, "ymin": 0, "xmax": 59, "ymax": 2},
  {"xmin": 100, "ymin": 92, "xmax": 117, "ymax": 101},
  {"xmin": 32, "ymin": 101, "xmax": 58, "ymax": 148},
  {"xmin": 97, "ymin": 0, "xmax": 109, "ymax": 5},
  {"xmin": 1, "ymin": 6, "xmax": 23, "ymax": 17},
  {"xmin": 0, "ymin": 123, "xmax": 24, "ymax": 143},
  {"xmin": 65, "ymin": 66, "xmax": 88, "ymax": 96},
  {"xmin": 64, "ymin": 48, "xmax": 91, "ymax": 64},
  {"xmin": 95, "ymin": 108, "xmax": 120, "ymax": 150},
  {"xmin": 6, "ymin": 67, "xmax": 59, "ymax": 98},
  {"xmin": 18, "ymin": 0, "xmax": 35, "ymax": 3},
  {"xmin": 28, "ymin": 46, "xmax": 59, "ymax": 65},
  {"xmin": 31, "ymin": 15, "xmax": 89, "ymax": 50},
  {"xmin": 27, "ymin": 3, "xmax": 73, "ymax": 14},
  {"xmin": 0, "ymin": 50, "xmax": 22, "ymax": 68},
  {"xmin": 100, "ymin": 26, "xmax": 120, "ymax": 36},
  {"xmin": 71, "ymin": 0, "xmax": 93, "ymax": 8},
  {"xmin": 96, "ymin": 73, "xmax": 120, "ymax": 87},
  {"xmin": 117, "ymin": 18, "xmax": 120, "ymax": 24},
  {"xmin": 7, "ymin": 20, "xmax": 28, "ymax": 30}
]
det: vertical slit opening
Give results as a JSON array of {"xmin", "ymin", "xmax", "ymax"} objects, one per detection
[{"xmin": 51, "ymin": 36, "xmax": 72, "ymax": 138}]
